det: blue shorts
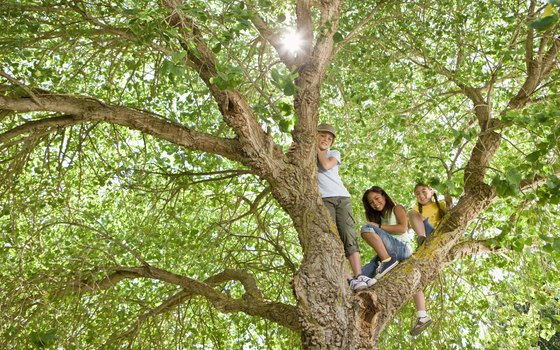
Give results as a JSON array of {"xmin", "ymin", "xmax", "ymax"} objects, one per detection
[
  {"xmin": 360, "ymin": 224, "xmax": 412, "ymax": 278},
  {"xmin": 424, "ymin": 218, "xmax": 435, "ymax": 236}
]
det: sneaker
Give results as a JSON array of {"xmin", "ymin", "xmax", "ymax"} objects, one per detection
[
  {"xmin": 410, "ymin": 316, "xmax": 432, "ymax": 336},
  {"xmin": 375, "ymin": 257, "xmax": 399, "ymax": 278},
  {"xmin": 349, "ymin": 278, "xmax": 367, "ymax": 292},
  {"xmin": 416, "ymin": 235, "xmax": 426, "ymax": 247},
  {"xmin": 356, "ymin": 274, "xmax": 377, "ymax": 288}
]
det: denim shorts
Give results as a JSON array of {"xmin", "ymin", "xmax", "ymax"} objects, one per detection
[
  {"xmin": 360, "ymin": 224, "xmax": 412, "ymax": 278},
  {"xmin": 424, "ymin": 218, "xmax": 435, "ymax": 236}
]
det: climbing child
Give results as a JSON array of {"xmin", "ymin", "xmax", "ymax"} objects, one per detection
[
  {"xmin": 405, "ymin": 182, "xmax": 449, "ymax": 335},
  {"xmin": 407, "ymin": 183, "xmax": 447, "ymax": 246},
  {"xmin": 316, "ymin": 123, "xmax": 376, "ymax": 292},
  {"xmin": 360, "ymin": 186, "xmax": 432, "ymax": 335}
]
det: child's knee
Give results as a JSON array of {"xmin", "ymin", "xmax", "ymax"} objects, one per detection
[
  {"xmin": 408, "ymin": 210, "xmax": 420, "ymax": 219},
  {"xmin": 360, "ymin": 224, "xmax": 377, "ymax": 238}
]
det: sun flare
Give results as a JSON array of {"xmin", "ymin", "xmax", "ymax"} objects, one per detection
[{"xmin": 280, "ymin": 30, "xmax": 304, "ymax": 54}]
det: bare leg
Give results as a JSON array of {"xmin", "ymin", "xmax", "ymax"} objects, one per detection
[
  {"xmin": 347, "ymin": 252, "xmax": 362, "ymax": 276},
  {"xmin": 413, "ymin": 291, "xmax": 426, "ymax": 312},
  {"xmin": 361, "ymin": 232, "xmax": 390, "ymax": 260},
  {"xmin": 408, "ymin": 210, "xmax": 426, "ymax": 237}
]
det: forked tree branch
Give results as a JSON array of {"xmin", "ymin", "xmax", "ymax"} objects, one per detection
[
  {"xmin": 63, "ymin": 266, "xmax": 301, "ymax": 331},
  {"xmin": 246, "ymin": 3, "xmax": 296, "ymax": 67},
  {"xmin": 107, "ymin": 288, "xmax": 193, "ymax": 346}
]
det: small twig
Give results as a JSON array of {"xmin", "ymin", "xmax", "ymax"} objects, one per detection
[{"xmin": 0, "ymin": 70, "xmax": 43, "ymax": 106}]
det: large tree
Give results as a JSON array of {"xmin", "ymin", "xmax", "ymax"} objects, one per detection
[{"xmin": 1, "ymin": 0, "xmax": 559, "ymax": 349}]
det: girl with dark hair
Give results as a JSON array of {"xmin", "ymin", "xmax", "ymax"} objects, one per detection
[
  {"xmin": 360, "ymin": 186, "xmax": 432, "ymax": 336},
  {"xmin": 360, "ymin": 186, "xmax": 411, "ymax": 279}
]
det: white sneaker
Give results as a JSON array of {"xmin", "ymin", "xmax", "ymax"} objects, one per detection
[
  {"xmin": 349, "ymin": 278, "xmax": 367, "ymax": 292},
  {"xmin": 356, "ymin": 274, "xmax": 377, "ymax": 288},
  {"xmin": 350, "ymin": 275, "xmax": 377, "ymax": 292}
]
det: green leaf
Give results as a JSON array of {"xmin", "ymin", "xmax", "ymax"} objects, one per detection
[
  {"xmin": 529, "ymin": 14, "xmax": 559, "ymax": 30},
  {"xmin": 279, "ymin": 118, "xmax": 293, "ymax": 132},
  {"xmin": 271, "ymin": 68, "xmax": 282, "ymax": 84},
  {"xmin": 212, "ymin": 64, "xmax": 244, "ymax": 90},
  {"xmin": 525, "ymin": 151, "xmax": 542, "ymax": 163},
  {"xmin": 333, "ymin": 32, "xmax": 344, "ymax": 43},
  {"xmin": 505, "ymin": 168, "xmax": 522, "ymax": 186},
  {"xmin": 212, "ymin": 43, "xmax": 222, "ymax": 53},
  {"xmin": 283, "ymin": 81, "xmax": 296, "ymax": 96},
  {"xmin": 30, "ymin": 329, "xmax": 57, "ymax": 348},
  {"xmin": 277, "ymin": 100, "xmax": 293, "ymax": 116}
]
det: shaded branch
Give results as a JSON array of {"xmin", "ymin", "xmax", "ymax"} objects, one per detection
[
  {"xmin": 0, "ymin": 94, "xmax": 249, "ymax": 164},
  {"xmin": 509, "ymin": 34, "xmax": 560, "ymax": 109},
  {"xmin": 206, "ymin": 268, "xmax": 264, "ymax": 300},
  {"xmin": 0, "ymin": 70, "xmax": 42, "ymax": 106},
  {"xmin": 519, "ymin": 167, "xmax": 560, "ymax": 193},
  {"xmin": 63, "ymin": 265, "xmax": 301, "ymax": 331}
]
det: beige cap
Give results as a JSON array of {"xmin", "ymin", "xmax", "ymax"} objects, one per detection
[{"xmin": 317, "ymin": 123, "xmax": 336, "ymax": 139}]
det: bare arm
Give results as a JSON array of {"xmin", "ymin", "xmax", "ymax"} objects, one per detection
[
  {"xmin": 380, "ymin": 205, "xmax": 409, "ymax": 234},
  {"xmin": 317, "ymin": 149, "xmax": 338, "ymax": 170}
]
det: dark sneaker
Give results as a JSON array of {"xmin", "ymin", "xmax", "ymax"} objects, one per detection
[
  {"xmin": 376, "ymin": 257, "xmax": 399, "ymax": 278},
  {"xmin": 417, "ymin": 235, "xmax": 426, "ymax": 247},
  {"xmin": 410, "ymin": 316, "xmax": 432, "ymax": 336},
  {"xmin": 349, "ymin": 277, "xmax": 368, "ymax": 292}
]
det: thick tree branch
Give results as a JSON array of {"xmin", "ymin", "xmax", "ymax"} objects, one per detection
[
  {"xmin": 290, "ymin": 0, "xmax": 343, "ymax": 165},
  {"xmin": 525, "ymin": 0, "xmax": 537, "ymax": 70},
  {"xmin": 295, "ymin": 0, "xmax": 314, "ymax": 65},
  {"xmin": 64, "ymin": 266, "xmax": 301, "ymax": 332},
  {"xmin": 509, "ymin": 34, "xmax": 560, "ymax": 109},
  {"xmin": 443, "ymin": 239, "xmax": 502, "ymax": 265},
  {"xmin": 108, "ymin": 268, "xmax": 278, "ymax": 345},
  {"xmin": 0, "ymin": 94, "xmax": 248, "ymax": 164}
]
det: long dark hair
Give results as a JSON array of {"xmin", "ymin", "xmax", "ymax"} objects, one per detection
[
  {"xmin": 414, "ymin": 183, "xmax": 444, "ymax": 222},
  {"xmin": 362, "ymin": 186, "xmax": 396, "ymax": 224}
]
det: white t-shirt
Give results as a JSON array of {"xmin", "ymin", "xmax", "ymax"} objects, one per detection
[{"xmin": 317, "ymin": 150, "xmax": 351, "ymax": 198}]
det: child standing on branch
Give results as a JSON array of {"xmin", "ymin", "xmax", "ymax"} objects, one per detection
[
  {"xmin": 316, "ymin": 123, "xmax": 376, "ymax": 292},
  {"xmin": 408, "ymin": 183, "xmax": 448, "ymax": 247}
]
